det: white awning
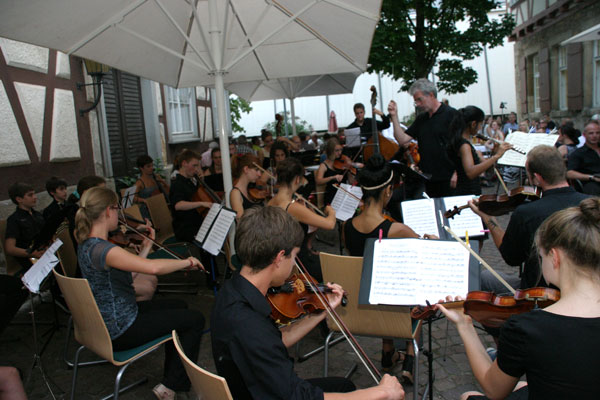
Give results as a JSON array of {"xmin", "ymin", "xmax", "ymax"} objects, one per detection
[{"xmin": 561, "ymin": 23, "xmax": 600, "ymax": 45}]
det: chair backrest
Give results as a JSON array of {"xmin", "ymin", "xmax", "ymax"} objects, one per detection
[
  {"xmin": 0, "ymin": 219, "xmax": 24, "ymax": 275},
  {"xmin": 123, "ymin": 204, "xmax": 144, "ymax": 223},
  {"xmin": 56, "ymin": 223, "xmax": 78, "ymax": 277},
  {"xmin": 320, "ymin": 252, "xmax": 416, "ymax": 339},
  {"xmin": 53, "ymin": 269, "xmax": 115, "ymax": 362},
  {"xmin": 145, "ymin": 194, "xmax": 174, "ymax": 243},
  {"xmin": 172, "ymin": 330, "xmax": 233, "ymax": 400}
]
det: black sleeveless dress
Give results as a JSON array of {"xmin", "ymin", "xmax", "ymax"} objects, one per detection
[
  {"xmin": 344, "ymin": 219, "xmax": 393, "ymax": 257},
  {"xmin": 286, "ymin": 201, "xmax": 323, "ymax": 282}
]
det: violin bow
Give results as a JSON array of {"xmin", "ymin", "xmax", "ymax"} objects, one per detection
[
  {"xmin": 443, "ymin": 225, "xmax": 515, "ymax": 294},
  {"xmin": 333, "ymin": 184, "xmax": 362, "ymax": 202},
  {"xmin": 493, "ymin": 167, "xmax": 510, "ymax": 196},
  {"xmin": 339, "ymin": 144, "xmax": 364, "ymax": 181},
  {"xmin": 294, "ymin": 257, "xmax": 382, "ymax": 384}
]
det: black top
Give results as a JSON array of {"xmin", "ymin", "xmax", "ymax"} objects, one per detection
[
  {"xmin": 567, "ymin": 145, "xmax": 600, "ymax": 175},
  {"xmin": 5, "ymin": 207, "xmax": 45, "ymax": 271},
  {"xmin": 169, "ymin": 174, "xmax": 204, "ymax": 243},
  {"xmin": 498, "ymin": 310, "xmax": 600, "ymax": 399},
  {"xmin": 499, "ymin": 187, "xmax": 588, "ymax": 288},
  {"xmin": 322, "ymin": 163, "xmax": 343, "ymax": 206},
  {"xmin": 231, "ymin": 187, "xmax": 263, "ymax": 211},
  {"xmin": 347, "ymin": 115, "xmax": 390, "ymax": 140},
  {"xmin": 211, "ymin": 273, "xmax": 324, "ymax": 400},
  {"xmin": 450, "ymin": 139, "xmax": 481, "ymax": 196},
  {"xmin": 406, "ymin": 103, "xmax": 458, "ymax": 182},
  {"xmin": 204, "ymin": 173, "xmax": 224, "ymax": 193},
  {"xmin": 344, "ymin": 219, "xmax": 393, "ymax": 257}
]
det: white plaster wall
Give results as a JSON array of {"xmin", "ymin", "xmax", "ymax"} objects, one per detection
[
  {"xmin": 0, "ymin": 38, "xmax": 48, "ymax": 73},
  {"xmin": 56, "ymin": 51, "xmax": 71, "ymax": 79},
  {"xmin": 0, "ymin": 80, "xmax": 30, "ymax": 166},
  {"xmin": 50, "ymin": 89, "xmax": 81, "ymax": 162},
  {"xmin": 14, "ymin": 82, "xmax": 45, "ymax": 158}
]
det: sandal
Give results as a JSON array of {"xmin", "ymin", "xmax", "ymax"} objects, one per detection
[
  {"xmin": 153, "ymin": 384, "xmax": 176, "ymax": 400},
  {"xmin": 400, "ymin": 355, "xmax": 414, "ymax": 385}
]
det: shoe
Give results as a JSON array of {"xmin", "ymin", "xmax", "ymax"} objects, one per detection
[
  {"xmin": 153, "ymin": 384, "xmax": 176, "ymax": 400},
  {"xmin": 486, "ymin": 347, "xmax": 497, "ymax": 362},
  {"xmin": 400, "ymin": 355, "xmax": 414, "ymax": 385},
  {"xmin": 381, "ymin": 349, "xmax": 400, "ymax": 371}
]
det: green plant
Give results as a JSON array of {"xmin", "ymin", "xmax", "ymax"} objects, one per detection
[{"xmin": 263, "ymin": 111, "xmax": 313, "ymax": 136}]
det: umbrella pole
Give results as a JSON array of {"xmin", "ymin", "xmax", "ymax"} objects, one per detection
[{"xmin": 290, "ymin": 98, "xmax": 297, "ymax": 136}]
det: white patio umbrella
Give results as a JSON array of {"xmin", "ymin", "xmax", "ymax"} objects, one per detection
[
  {"xmin": 226, "ymin": 72, "xmax": 359, "ymax": 135},
  {"xmin": 0, "ymin": 0, "xmax": 382, "ymax": 205}
]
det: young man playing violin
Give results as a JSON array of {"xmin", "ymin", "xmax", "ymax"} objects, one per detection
[
  {"xmin": 469, "ymin": 145, "xmax": 588, "ymax": 292},
  {"xmin": 211, "ymin": 206, "xmax": 404, "ymax": 400}
]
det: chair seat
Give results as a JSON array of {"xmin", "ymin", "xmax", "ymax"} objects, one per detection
[{"xmin": 113, "ymin": 334, "xmax": 171, "ymax": 363}]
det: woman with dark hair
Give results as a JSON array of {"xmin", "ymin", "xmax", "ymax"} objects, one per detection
[
  {"xmin": 230, "ymin": 154, "xmax": 263, "ymax": 219},
  {"xmin": 448, "ymin": 106, "xmax": 512, "ymax": 195},
  {"xmin": 268, "ymin": 158, "xmax": 336, "ymax": 282},
  {"xmin": 134, "ymin": 155, "xmax": 170, "ymax": 218},
  {"xmin": 203, "ymin": 148, "xmax": 224, "ymax": 194},
  {"xmin": 342, "ymin": 154, "xmax": 428, "ymax": 383},
  {"xmin": 557, "ymin": 125, "xmax": 580, "ymax": 160},
  {"xmin": 438, "ymin": 197, "xmax": 600, "ymax": 399},
  {"xmin": 315, "ymin": 138, "xmax": 346, "ymax": 206}
]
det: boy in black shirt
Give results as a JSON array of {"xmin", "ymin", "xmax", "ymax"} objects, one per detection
[
  {"xmin": 4, "ymin": 182, "xmax": 46, "ymax": 274},
  {"xmin": 43, "ymin": 176, "xmax": 68, "ymax": 221}
]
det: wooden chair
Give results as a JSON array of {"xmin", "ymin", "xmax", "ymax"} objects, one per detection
[
  {"xmin": 56, "ymin": 224, "xmax": 77, "ymax": 278},
  {"xmin": 319, "ymin": 253, "xmax": 421, "ymax": 400},
  {"xmin": 53, "ymin": 269, "xmax": 171, "ymax": 400},
  {"xmin": 172, "ymin": 330, "xmax": 233, "ymax": 400},
  {"xmin": 0, "ymin": 219, "xmax": 25, "ymax": 275},
  {"xmin": 123, "ymin": 204, "xmax": 144, "ymax": 223}
]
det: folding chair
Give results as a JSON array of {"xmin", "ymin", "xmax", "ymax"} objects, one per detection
[
  {"xmin": 53, "ymin": 269, "xmax": 171, "ymax": 400},
  {"xmin": 320, "ymin": 253, "xmax": 421, "ymax": 400},
  {"xmin": 172, "ymin": 330, "xmax": 233, "ymax": 400}
]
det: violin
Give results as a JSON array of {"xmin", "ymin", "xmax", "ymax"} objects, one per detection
[
  {"xmin": 333, "ymin": 154, "xmax": 357, "ymax": 176},
  {"xmin": 248, "ymin": 182, "xmax": 273, "ymax": 201},
  {"xmin": 475, "ymin": 133, "xmax": 526, "ymax": 155},
  {"xmin": 192, "ymin": 174, "xmax": 222, "ymax": 216},
  {"xmin": 410, "ymin": 288, "xmax": 560, "ymax": 328},
  {"xmin": 405, "ymin": 142, "xmax": 420, "ymax": 167},
  {"xmin": 444, "ymin": 186, "xmax": 541, "ymax": 218},
  {"xmin": 267, "ymin": 273, "xmax": 347, "ymax": 325}
]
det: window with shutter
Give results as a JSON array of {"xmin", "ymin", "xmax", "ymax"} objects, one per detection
[
  {"xmin": 533, "ymin": 54, "xmax": 540, "ymax": 112},
  {"xmin": 165, "ymin": 86, "xmax": 199, "ymax": 143},
  {"xmin": 558, "ymin": 47, "xmax": 568, "ymax": 111}
]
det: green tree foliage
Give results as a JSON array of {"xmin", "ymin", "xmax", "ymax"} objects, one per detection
[
  {"xmin": 263, "ymin": 112, "xmax": 313, "ymax": 136},
  {"xmin": 229, "ymin": 95, "xmax": 252, "ymax": 133},
  {"xmin": 368, "ymin": 0, "xmax": 515, "ymax": 94}
]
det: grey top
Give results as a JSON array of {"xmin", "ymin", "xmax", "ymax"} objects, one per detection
[{"xmin": 78, "ymin": 238, "xmax": 137, "ymax": 339}]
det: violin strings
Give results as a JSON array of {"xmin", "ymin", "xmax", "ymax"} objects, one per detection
[{"xmin": 294, "ymin": 258, "xmax": 381, "ymax": 384}]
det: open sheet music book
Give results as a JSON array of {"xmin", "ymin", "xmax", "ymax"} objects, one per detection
[
  {"xmin": 401, "ymin": 195, "xmax": 484, "ymax": 239},
  {"xmin": 366, "ymin": 238, "xmax": 469, "ymax": 305},
  {"xmin": 344, "ymin": 127, "xmax": 361, "ymax": 148},
  {"xmin": 22, "ymin": 239, "xmax": 63, "ymax": 293},
  {"xmin": 331, "ymin": 183, "xmax": 362, "ymax": 221},
  {"xmin": 498, "ymin": 132, "xmax": 559, "ymax": 167},
  {"xmin": 194, "ymin": 203, "xmax": 236, "ymax": 256}
]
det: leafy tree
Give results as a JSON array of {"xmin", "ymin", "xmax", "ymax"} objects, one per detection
[
  {"xmin": 229, "ymin": 95, "xmax": 252, "ymax": 133},
  {"xmin": 368, "ymin": 0, "xmax": 515, "ymax": 94},
  {"xmin": 263, "ymin": 112, "xmax": 313, "ymax": 136}
]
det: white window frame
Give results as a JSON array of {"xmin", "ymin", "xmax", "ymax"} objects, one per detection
[
  {"xmin": 558, "ymin": 46, "xmax": 568, "ymax": 111},
  {"xmin": 594, "ymin": 40, "xmax": 600, "ymax": 107},
  {"xmin": 533, "ymin": 54, "xmax": 540, "ymax": 113},
  {"xmin": 165, "ymin": 86, "xmax": 199, "ymax": 143}
]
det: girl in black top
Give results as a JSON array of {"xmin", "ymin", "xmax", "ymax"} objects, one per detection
[
  {"xmin": 438, "ymin": 197, "xmax": 600, "ymax": 400},
  {"xmin": 447, "ymin": 106, "xmax": 511, "ymax": 195},
  {"xmin": 342, "ymin": 154, "xmax": 427, "ymax": 383},
  {"xmin": 268, "ymin": 158, "xmax": 336, "ymax": 282},
  {"xmin": 230, "ymin": 154, "xmax": 264, "ymax": 219},
  {"xmin": 315, "ymin": 138, "xmax": 345, "ymax": 206}
]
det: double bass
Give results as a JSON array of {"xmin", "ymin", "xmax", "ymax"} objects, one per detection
[{"xmin": 363, "ymin": 86, "xmax": 400, "ymax": 162}]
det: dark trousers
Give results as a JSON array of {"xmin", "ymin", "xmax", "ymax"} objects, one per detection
[
  {"xmin": 306, "ymin": 377, "xmax": 356, "ymax": 393},
  {"xmin": 0, "ymin": 275, "xmax": 28, "ymax": 335},
  {"xmin": 425, "ymin": 180, "xmax": 454, "ymax": 198},
  {"xmin": 111, "ymin": 299, "xmax": 205, "ymax": 392}
]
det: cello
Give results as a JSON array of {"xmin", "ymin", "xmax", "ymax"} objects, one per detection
[{"xmin": 363, "ymin": 86, "xmax": 400, "ymax": 162}]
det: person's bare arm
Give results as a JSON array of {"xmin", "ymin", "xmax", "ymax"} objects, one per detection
[
  {"xmin": 468, "ymin": 200, "xmax": 505, "ymax": 248},
  {"xmin": 174, "ymin": 200, "xmax": 212, "ymax": 211},
  {"xmin": 388, "ymin": 100, "xmax": 412, "ymax": 146}
]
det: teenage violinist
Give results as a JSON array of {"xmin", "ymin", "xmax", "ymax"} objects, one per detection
[
  {"xmin": 268, "ymin": 157, "xmax": 336, "ymax": 282},
  {"xmin": 211, "ymin": 206, "xmax": 404, "ymax": 400},
  {"xmin": 75, "ymin": 186, "xmax": 205, "ymax": 400},
  {"xmin": 343, "ymin": 154, "xmax": 435, "ymax": 383},
  {"xmin": 436, "ymin": 198, "xmax": 600, "ymax": 399},
  {"xmin": 316, "ymin": 138, "xmax": 353, "ymax": 206},
  {"xmin": 230, "ymin": 154, "xmax": 264, "ymax": 219}
]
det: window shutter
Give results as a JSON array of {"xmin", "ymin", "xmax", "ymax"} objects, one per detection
[
  {"xmin": 538, "ymin": 48, "xmax": 551, "ymax": 113},
  {"xmin": 567, "ymin": 43, "xmax": 583, "ymax": 111}
]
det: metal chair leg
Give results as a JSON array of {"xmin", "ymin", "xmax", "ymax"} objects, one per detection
[
  {"xmin": 70, "ymin": 346, "xmax": 84, "ymax": 400},
  {"xmin": 63, "ymin": 317, "xmax": 108, "ymax": 369},
  {"xmin": 323, "ymin": 330, "xmax": 335, "ymax": 377},
  {"xmin": 413, "ymin": 338, "xmax": 419, "ymax": 400}
]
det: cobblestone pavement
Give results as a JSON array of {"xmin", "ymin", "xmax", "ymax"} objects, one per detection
[{"xmin": 1, "ymin": 193, "xmax": 519, "ymax": 400}]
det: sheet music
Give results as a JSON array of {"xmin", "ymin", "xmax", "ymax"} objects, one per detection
[
  {"xmin": 21, "ymin": 239, "xmax": 63, "ymax": 293},
  {"xmin": 368, "ymin": 239, "xmax": 469, "ymax": 305},
  {"xmin": 202, "ymin": 208, "xmax": 236, "ymax": 256},
  {"xmin": 331, "ymin": 183, "xmax": 362, "ymax": 221},
  {"xmin": 195, "ymin": 203, "xmax": 221, "ymax": 243},
  {"xmin": 498, "ymin": 132, "xmax": 559, "ymax": 167},
  {"xmin": 344, "ymin": 127, "xmax": 361, "ymax": 147},
  {"xmin": 121, "ymin": 185, "xmax": 137, "ymax": 209},
  {"xmin": 401, "ymin": 198, "xmax": 439, "ymax": 237},
  {"xmin": 443, "ymin": 195, "xmax": 484, "ymax": 238}
]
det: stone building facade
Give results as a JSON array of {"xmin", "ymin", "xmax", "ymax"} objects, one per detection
[{"xmin": 509, "ymin": 0, "xmax": 600, "ymax": 128}]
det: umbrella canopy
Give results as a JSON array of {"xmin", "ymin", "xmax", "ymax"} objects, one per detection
[
  {"xmin": 561, "ymin": 23, "xmax": 600, "ymax": 45},
  {"xmin": 0, "ymin": 0, "xmax": 381, "ymax": 203}
]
